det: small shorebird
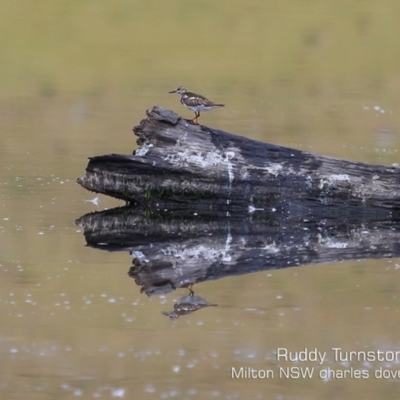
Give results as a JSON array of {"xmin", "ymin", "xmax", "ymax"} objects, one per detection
[{"xmin": 169, "ymin": 86, "xmax": 224, "ymax": 124}]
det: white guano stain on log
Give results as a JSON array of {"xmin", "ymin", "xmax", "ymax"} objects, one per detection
[
  {"xmin": 318, "ymin": 174, "xmax": 352, "ymax": 190},
  {"xmin": 262, "ymin": 164, "xmax": 284, "ymax": 177},
  {"xmin": 164, "ymin": 148, "xmax": 236, "ymax": 192},
  {"xmin": 225, "ymin": 151, "xmax": 235, "ymax": 195},
  {"xmin": 257, "ymin": 163, "xmax": 302, "ymax": 177},
  {"xmin": 164, "ymin": 148, "xmax": 233, "ymax": 169},
  {"xmin": 135, "ymin": 143, "xmax": 153, "ymax": 156},
  {"xmin": 331, "ymin": 174, "xmax": 351, "ymax": 181}
]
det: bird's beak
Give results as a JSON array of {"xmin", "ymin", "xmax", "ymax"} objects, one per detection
[{"xmin": 169, "ymin": 89, "xmax": 176, "ymax": 94}]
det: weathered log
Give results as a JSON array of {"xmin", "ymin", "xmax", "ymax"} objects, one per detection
[
  {"xmin": 76, "ymin": 208, "xmax": 400, "ymax": 296},
  {"xmin": 77, "ymin": 106, "xmax": 400, "ymax": 219}
]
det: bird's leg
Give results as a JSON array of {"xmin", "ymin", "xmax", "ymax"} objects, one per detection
[
  {"xmin": 192, "ymin": 111, "xmax": 200, "ymax": 125},
  {"xmin": 187, "ymin": 283, "xmax": 194, "ymax": 296}
]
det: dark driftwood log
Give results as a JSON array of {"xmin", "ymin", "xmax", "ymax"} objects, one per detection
[{"xmin": 77, "ymin": 106, "xmax": 400, "ymax": 219}]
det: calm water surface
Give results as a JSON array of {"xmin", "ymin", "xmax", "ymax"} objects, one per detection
[{"xmin": 2, "ymin": 1, "xmax": 400, "ymax": 399}]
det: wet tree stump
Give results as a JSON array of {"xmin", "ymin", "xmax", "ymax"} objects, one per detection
[{"xmin": 77, "ymin": 106, "xmax": 400, "ymax": 220}]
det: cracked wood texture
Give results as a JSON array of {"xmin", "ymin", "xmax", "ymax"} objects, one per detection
[{"xmin": 77, "ymin": 106, "xmax": 400, "ymax": 220}]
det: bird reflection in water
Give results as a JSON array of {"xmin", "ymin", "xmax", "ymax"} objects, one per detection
[{"xmin": 162, "ymin": 284, "xmax": 218, "ymax": 319}]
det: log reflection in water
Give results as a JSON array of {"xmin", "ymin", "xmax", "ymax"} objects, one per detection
[{"xmin": 76, "ymin": 207, "xmax": 400, "ymax": 296}]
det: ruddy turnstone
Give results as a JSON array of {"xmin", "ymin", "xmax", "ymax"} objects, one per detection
[{"xmin": 169, "ymin": 86, "xmax": 224, "ymax": 124}]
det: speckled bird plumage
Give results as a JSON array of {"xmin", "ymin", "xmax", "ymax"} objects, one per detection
[{"xmin": 169, "ymin": 86, "xmax": 224, "ymax": 124}]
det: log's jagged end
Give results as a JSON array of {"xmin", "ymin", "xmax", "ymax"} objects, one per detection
[
  {"xmin": 133, "ymin": 106, "xmax": 213, "ymax": 149},
  {"xmin": 147, "ymin": 106, "xmax": 181, "ymax": 125},
  {"xmin": 133, "ymin": 106, "xmax": 183, "ymax": 145}
]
